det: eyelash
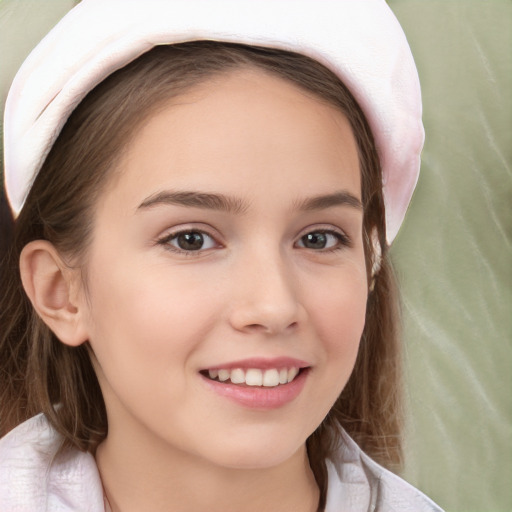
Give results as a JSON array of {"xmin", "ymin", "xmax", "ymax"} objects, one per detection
[
  {"xmin": 156, "ymin": 227, "xmax": 351, "ymax": 255},
  {"xmin": 295, "ymin": 229, "xmax": 351, "ymax": 252},
  {"xmin": 157, "ymin": 229, "xmax": 220, "ymax": 256}
]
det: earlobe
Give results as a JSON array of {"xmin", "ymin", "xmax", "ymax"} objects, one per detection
[{"xmin": 19, "ymin": 240, "xmax": 88, "ymax": 347}]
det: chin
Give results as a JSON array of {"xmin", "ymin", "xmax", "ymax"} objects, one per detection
[{"xmin": 199, "ymin": 426, "xmax": 311, "ymax": 470}]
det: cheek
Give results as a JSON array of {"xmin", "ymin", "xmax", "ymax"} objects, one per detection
[
  {"xmin": 81, "ymin": 266, "xmax": 206, "ymax": 423},
  {"xmin": 82, "ymin": 258, "xmax": 221, "ymax": 380},
  {"xmin": 307, "ymin": 266, "xmax": 368, "ymax": 370},
  {"xmin": 295, "ymin": 267, "xmax": 367, "ymax": 436}
]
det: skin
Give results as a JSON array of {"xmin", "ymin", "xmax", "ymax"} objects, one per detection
[{"xmin": 24, "ymin": 69, "xmax": 368, "ymax": 511}]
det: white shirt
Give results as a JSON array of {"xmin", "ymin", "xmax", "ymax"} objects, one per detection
[{"xmin": 0, "ymin": 414, "xmax": 443, "ymax": 511}]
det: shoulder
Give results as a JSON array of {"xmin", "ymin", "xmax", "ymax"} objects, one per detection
[
  {"xmin": 325, "ymin": 429, "xmax": 444, "ymax": 512},
  {"xmin": 0, "ymin": 413, "xmax": 105, "ymax": 512}
]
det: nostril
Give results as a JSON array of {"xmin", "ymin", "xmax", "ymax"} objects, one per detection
[
  {"xmin": 243, "ymin": 320, "xmax": 298, "ymax": 334},
  {"xmin": 244, "ymin": 323, "xmax": 272, "ymax": 334}
]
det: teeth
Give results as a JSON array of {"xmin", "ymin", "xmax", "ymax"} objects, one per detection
[
  {"xmin": 206, "ymin": 367, "xmax": 302, "ymax": 387},
  {"xmin": 218, "ymin": 369, "xmax": 230, "ymax": 382},
  {"xmin": 287, "ymin": 367, "xmax": 299, "ymax": 382},
  {"xmin": 263, "ymin": 369, "xmax": 279, "ymax": 387},
  {"xmin": 230, "ymin": 368, "xmax": 245, "ymax": 384},
  {"xmin": 246, "ymin": 369, "xmax": 263, "ymax": 386}
]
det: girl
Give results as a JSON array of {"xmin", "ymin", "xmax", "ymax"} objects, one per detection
[{"xmin": 0, "ymin": 1, "xmax": 443, "ymax": 511}]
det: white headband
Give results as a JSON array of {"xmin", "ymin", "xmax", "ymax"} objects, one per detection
[{"xmin": 3, "ymin": 0, "xmax": 423, "ymax": 243}]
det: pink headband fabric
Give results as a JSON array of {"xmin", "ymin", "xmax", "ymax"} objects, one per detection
[{"xmin": 3, "ymin": 0, "xmax": 423, "ymax": 243}]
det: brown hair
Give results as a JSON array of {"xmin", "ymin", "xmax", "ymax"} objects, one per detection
[{"xmin": 0, "ymin": 41, "xmax": 402, "ymax": 509}]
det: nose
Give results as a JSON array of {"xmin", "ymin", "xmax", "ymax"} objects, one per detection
[{"xmin": 228, "ymin": 248, "xmax": 304, "ymax": 336}]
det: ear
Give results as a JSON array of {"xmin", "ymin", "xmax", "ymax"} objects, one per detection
[{"xmin": 19, "ymin": 240, "xmax": 88, "ymax": 347}]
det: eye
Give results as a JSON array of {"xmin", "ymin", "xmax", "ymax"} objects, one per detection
[
  {"xmin": 296, "ymin": 230, "xmax": 349, "ymax": 251},
  {"xmin": 159, "ymin": 230, "xmax": 218, "ymax": 253}
]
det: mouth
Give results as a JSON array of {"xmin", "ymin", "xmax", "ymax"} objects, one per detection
[
  {"xmin": 200, "ymin": 366, "xmax": 305, "ymax": 388},
  {"xmin": 199, "ymin": 358, "xmax": 311, "ymax": 409}
]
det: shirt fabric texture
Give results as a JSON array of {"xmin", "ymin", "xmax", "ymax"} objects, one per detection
[{"xmin": 0, "ymin": 413, "xmax": 444, "ymax": 511}]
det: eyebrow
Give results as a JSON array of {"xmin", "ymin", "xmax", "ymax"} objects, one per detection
[
  {"xmin": 137, "ymin": 189, "xmax": 362, "ymax": 214},
  {"xmin": 294, "ymin": 191, "xmax": 363, "ymax": 211},
  {"xmin": 138, "ymin": 190, "xmax": 248, "ymax": 214}
]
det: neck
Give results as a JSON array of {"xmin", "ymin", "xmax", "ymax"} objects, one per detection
[{"xmin": 96, "ymin": 423, "xmax": 319, "ymax": 512}]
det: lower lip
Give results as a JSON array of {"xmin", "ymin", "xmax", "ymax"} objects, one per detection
[{"xmin": 201, "ymin": 369, "xmax": 309, "ymax": 410}]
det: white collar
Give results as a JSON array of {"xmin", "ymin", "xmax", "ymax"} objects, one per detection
[
  {"xmin": 324, "ymin": 429, "xmax": 443, "ymax": 511},
  {"xmin": 0, "ymin": 414, "xmax": 442, "ymax": 511},
  {"xmin": 0, "ymin": 414, "xmax": 104, "ymax": 511}
]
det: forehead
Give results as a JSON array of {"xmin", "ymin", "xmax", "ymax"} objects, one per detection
[{"xmin": 103, "ymin": 68, "xmax": 361, "ymax": 212}]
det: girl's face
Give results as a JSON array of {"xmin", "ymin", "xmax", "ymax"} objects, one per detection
[{"xmin": 78, "ymin": 69, "xmax": 368, "ymax": 469}]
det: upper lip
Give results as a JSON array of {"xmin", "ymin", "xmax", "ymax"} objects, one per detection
[{"xmin": 202, "ymin": 357, "xmax": 311, "ymax": 371}]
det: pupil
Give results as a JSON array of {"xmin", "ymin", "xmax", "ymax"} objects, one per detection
[
  {"xmin": 177, "ymin": 232, "xmax": 204, "ymax": 250},
  {"xmin": 303, "ymin": 232, "xmax": 327, "ymax": 249}
]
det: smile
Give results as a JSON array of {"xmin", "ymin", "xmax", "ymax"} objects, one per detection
[
  {"xmin": 199, "ymin": 358, "xmax": 310, "ymax": 409},
  {"xmin": 204, "ymin": 367, "xmax": 301, "ymax": 387}
]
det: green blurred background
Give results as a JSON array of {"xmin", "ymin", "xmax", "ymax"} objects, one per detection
[{"xmin": 1, "ymin": 1, "xmax": 511, "ymax": 511}]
